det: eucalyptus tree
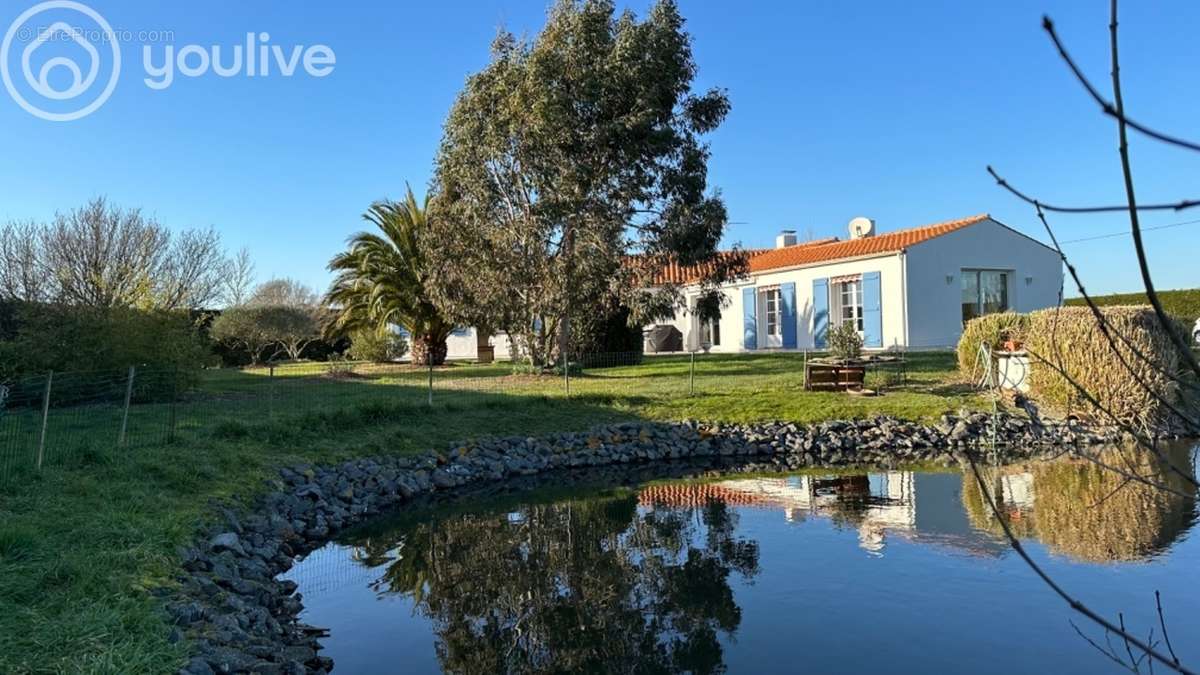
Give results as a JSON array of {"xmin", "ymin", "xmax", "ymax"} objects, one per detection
[
  {"xmin": 427, "ymin": 0, "xmax": 745, "ymax": 367},
  {"xmin": 326, "ymin": 187, "xmax": 454, "ymax": 366}
]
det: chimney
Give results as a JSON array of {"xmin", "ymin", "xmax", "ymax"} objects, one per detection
[{"xmin": 775, "ymin": 230, "xmax": 798, "ymax": 249}]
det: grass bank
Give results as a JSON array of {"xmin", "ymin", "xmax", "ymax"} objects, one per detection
[{"xmin": 0, "ymin": 351, "xmax": 982, "ymax": 673}]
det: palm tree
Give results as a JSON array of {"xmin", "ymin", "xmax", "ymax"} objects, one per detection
[{"xmin": 326, "ymin": 186, "xmax": 454, "ymax": 366}]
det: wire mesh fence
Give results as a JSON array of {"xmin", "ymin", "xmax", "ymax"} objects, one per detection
[{"xmin": 0, "ymin": 350, "xmax": 909, "ymax": 489}]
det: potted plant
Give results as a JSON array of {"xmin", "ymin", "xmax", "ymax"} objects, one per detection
[
  {"xmin": 999, "ymin": 328, "xmax": 1024, "ymax": 352},
  {"xmin": 828, "ymin": 322, "xmax": 864, "ymax": 363}
]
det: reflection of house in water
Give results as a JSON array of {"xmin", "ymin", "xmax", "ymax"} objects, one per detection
[{"xmin": 640, "ymin": 472, "xmax": 1009, "ymax": 557}]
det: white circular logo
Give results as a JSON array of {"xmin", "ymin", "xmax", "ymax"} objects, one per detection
[{"xmin": 1, "ymin": 1, "xmax": 121, "ymax": 121}]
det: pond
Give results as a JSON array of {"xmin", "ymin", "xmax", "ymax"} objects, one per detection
[{"xmin": 282, "ymin": 444, "xmax": 1200, "ymax": 674}]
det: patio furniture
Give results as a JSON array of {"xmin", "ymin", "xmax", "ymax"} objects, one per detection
[
  {"xmin": 804, "ymin": 353, "xmax": 906, "ymax": 392},
  {"xmin": 804, "ymin": 362, "xmax": 866, "ymax": 391}
]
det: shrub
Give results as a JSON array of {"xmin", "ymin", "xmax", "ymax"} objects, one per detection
[
  {"xmin": 956, "ymin": 312, "xmax": 1031, "ymax": 375},
  {"xmin": 827, "ymin": 322, "xmax": 863, "ymax": 362},
  {"xmin": 1025, "ymin": 306, "xmax": 1189, "ymax": 428},
  {"xmin": 346, "ymin": 328, "xmax": 408, "ymax": 363},
  {"xmin": 0, "ymin": 303, "xmax": 211, "ymax": 401}
]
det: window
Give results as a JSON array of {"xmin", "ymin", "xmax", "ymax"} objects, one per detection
[
  {"xmin": 763, "ymin": 288, "xmax": 781, "ymax": 337},
  {"xmin": 961, "ymin": 270, "xmax": 1009, "ymax": 324},
  {"xmin": 831, "ymin": 277, "xmax": 864, "ymax": 333}
]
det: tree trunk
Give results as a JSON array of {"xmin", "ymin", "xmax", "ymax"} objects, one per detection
[{"xmin": 411, "ymin": 333, "xmax": 448, "ymax": 366}]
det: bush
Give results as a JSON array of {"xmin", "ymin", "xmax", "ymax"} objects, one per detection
[
  {"xmin": 956, "ymin": 312, "xmax": 1031, "ymax": 374},
  {"xmin": 1025, "ymin": 306, "xmax": 1189, "ymax": 428},
  {"xmin": 1065, "ymin": 288, "xmax": 1200, "ymax": 325},
  {"xmin": 827, "ymin": 322, "xmax": 863, "ymax": 362},
  {"xmin": 0, "ymin": 303, "xmax": 211, "ymax": 391},
  {"xmin": 346, "ymin": 328, "xmax": 408, "ymax": 363}
]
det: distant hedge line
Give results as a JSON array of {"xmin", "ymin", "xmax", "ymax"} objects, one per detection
[{"xmin": 1065, "ymin": 288, "xmax": 1200, "ymax": 324}]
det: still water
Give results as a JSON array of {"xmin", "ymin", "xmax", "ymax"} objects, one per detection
[{"xmin": 283, "ymin": 445, "xmax": 1199, "ymax": 674}]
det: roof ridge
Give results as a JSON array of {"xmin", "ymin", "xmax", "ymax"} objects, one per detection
[
  {"xmin": 877, "ymin": 213, "xmax": 991, "ymax": 237},
  {"xmin": 747, "ymin": 213, "xmax": 991, "ymax": 274}
]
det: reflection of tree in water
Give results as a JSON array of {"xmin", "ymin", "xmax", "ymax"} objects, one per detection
[
  {"xmin": 355, "ymin": 493, "xmax": 760, "ymax": 674},
  {"xmin": 963, "ymin": 446, "xmax": 1198, "ymax": 562}
]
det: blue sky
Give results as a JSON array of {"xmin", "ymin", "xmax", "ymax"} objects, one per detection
[{"xmin": 1, "ymin": 0, "xmax": 1198, "ymax": 297}]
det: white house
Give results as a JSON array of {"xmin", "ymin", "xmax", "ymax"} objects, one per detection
[{"xmin": 650, "ymin": 214, "xmax": 1062, "ymax": 351}]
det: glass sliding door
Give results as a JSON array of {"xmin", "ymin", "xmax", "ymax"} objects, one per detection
[
  {"xmin": 980, "ymin": 271, "xmax": 1008, "ymax": 315},
  {"xmin": 961, "ymin": 269, "xmax": 1010, "ymax": 324}
]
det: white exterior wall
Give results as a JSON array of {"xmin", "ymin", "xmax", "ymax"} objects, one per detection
[
  {"xmin": 751, "ymin": 254, "xmax": 905, "ymax": 350},
  {"xmin": 651, "ymin": 286, "xmax": 742, "ymax": 354},
  {"xmin": 443, "ymin": 328, "xmax": 513, "ymax": 361},
  {"xmin": 903, "ymin": 218, "xmax": 1062, "ymax": 348},
  {"xmin": 657, "ymin": 254, "xmax": 905, "ymax": 352}
]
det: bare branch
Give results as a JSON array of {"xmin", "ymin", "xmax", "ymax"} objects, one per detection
[
  {"xmin": 221, "ymin": 247, "xmax": 256, "ymax": 307},
  {"xmin": 1156, "ymin": 591, "xmax": 1181, "ymax": 669},
  {"xmin": 1042, "ymin": 15, "xmax": 1200, "ymax": 153},
  {"xmin": 986, "ymin": 167, "xmax": 1200, "ymax": 214},
  {"xmin": 1106, "ymin": 0, "xmax": 1200, "ymax": 383},
  {"xmin": 987, "ymin": 171, "xmax": 1200, "ymax": 402},
  {"xmin": 1070, "ymin": 620, "xmax": 1140, "ymax": 673},
  {"xmin": 966, "ymin": 454, "xmax": 1194, "ymax": 675}
]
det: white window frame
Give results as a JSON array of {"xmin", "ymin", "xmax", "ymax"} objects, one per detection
[
  {"xmin": 831, "ymin": 276, "xmax": 864, "ymax": 335},
  {"xmin": 760, "ymin": 287, "xmax": 782, "ymax": 348}
]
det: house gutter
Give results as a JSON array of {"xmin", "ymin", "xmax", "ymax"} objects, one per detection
[
  {"xmin": 898, "ymin": 249, "xmax": 910, "ymax": 348},
  {"xmin": 747, "ymin": 250, "xmax": 898, "ymax": 278}
]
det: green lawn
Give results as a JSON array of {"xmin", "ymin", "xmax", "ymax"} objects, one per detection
[{"xmin": 0, "ymin": 351, "xmax": 983, "ymax": 674}]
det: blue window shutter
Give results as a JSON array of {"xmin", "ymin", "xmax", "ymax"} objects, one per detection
[
  {"xmin": 862, "ymin": 271, "xmax": 883, "ymax": 348},
  {"xmin": 812, "ymin": 278, "xmax": 829, "ymax": 349},
  {"xmin": 742, "ymin": 286, "xmax": 757, "ymax": 350},
  {"xmin": 781, "ymin": 282, "xmax": 797, "ymax": 349}
]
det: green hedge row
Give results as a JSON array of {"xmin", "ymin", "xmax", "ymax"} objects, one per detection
[{"xmin": 1065, "ymin": 288, "xmax": 1200, "ymax": 324}]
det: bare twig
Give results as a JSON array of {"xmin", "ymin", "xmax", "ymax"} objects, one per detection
[
  {"xmin": 1019, "ymin": 197, "xmax": 1200, "ymax": 401},
  {"xmin": 1088, "ymin": 475, "xmax": 1133, "ymax": 508},
  {"xmin": 1106, "ymin": 0, "xmax": 1200, "ymax": 383},
  {"xmin": 987, "ymin": 168, "xmax": 1200, "ymax": 213},
  {"xmin": 966, "ymin": 454, "xmax": 1194, "ymax": 674},
  {"xmin": 1070, "ymin": 447, "xmax": 1192, "ymax": 501},
  {"xmin": 1071, "ymin": 620, "xmax": 1140, "ymax": 672},
  {"xmin": 1042, "ymin": 16, "xmax": 1200, "ymax": 153},
  {"xmin": 1121, "ymin": 613, "xmax": 1141, "ymax": 671},
  {"xmin": 1024, "ymin": 347, "xmax": 1198, "ymax": 493},
  {"xmin": 1156, "ymin": 591, "xmax": 1182, "ymax": 668}
]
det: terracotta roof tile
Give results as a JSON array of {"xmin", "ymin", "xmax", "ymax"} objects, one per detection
[
  {"xmin": 649, "ymin": 237, "xmax": 840, "ymax": 285},
  {"xmin": 649, "ymin": 249, "xmax": 766, "ymax": 285},
  {"xmin": 748, "ymin": 214, "xmax": 990, "ymax": 274}
]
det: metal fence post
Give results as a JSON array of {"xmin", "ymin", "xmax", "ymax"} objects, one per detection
[
  {"xmin": 427, "ymin": 359, "xmax": 434, "ymax": 407},
  {"xmin": 36, "ymin": 371, "xmax": 53, "ymax": 470},
  {"xmin": 168, "ymin": 366, "xmax": 179, "ymax": 443},
  {"xmin": 119, "ymin": 365, "xmax": 136, "ymax": 447},
  {"xmin": 268, "ymin": 365, "xmax": 276, "ymax": 420},
  {"xmin": 689, "ymin": 351, "xmax": 696, "ymax": 397},
  {"xmin": 564, "ymin": 350, "xmax": 570, "ymax": 397}
]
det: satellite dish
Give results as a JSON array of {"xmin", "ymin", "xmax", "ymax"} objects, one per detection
[{"xmin": 848, "ymin": 217, "xmax": 875, "ymax": 239}]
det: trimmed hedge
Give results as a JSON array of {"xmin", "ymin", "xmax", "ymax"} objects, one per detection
[
  {"xmin": 1025, "ymin": 306, "xmax": 1187, "ymax": 428},
  {"xmin": 1065, "ymin": 288, "xmax": 1200, "ymax": 324},
  {"xmin": 956, "ymin": 312, "xmax": 1030, "ymax": 375}
]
